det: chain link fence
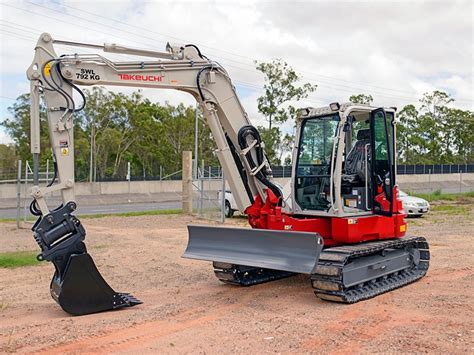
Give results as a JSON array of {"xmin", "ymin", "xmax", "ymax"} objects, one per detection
[{"xmin": 193, "ymin": 166, "xmax": 225, "ymax": 223}]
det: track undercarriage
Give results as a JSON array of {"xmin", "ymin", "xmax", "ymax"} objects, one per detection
[{"xmin": 212, "ymin": 236, "xmax": 430, "ymax": 303}]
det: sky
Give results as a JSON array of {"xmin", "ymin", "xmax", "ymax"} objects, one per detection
[{"xmin": 0, "ymin": 0, "xmax": 472, "ymax": 145}]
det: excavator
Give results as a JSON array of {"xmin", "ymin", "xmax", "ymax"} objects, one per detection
[{"xmin": 27, "ymin": 33, "xmax": 430, "ymax": 316}]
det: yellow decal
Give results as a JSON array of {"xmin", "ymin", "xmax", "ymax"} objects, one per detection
[
  {"xmin": 44, "ymin": 62, "xmax": 52, "ymax": 76},
  {"xmin": 348, "ymin": 218, "xmax": 358, "ymax": 225},
  {"xmin": 400, "ymin": 224, "xmax": 406, "ymax": 232},
  {"xmin": 61, "ymin": 147, "xmax": 69, "ymax": 156}
]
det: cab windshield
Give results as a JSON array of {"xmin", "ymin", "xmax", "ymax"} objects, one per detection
[{"xmin": 295, "ymin": 114, "xmax": 339, "ymax": 211}]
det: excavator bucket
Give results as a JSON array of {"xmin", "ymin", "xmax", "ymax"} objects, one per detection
[
  {"xmin": 50, "ymin": 253, "xmax": 142, "ymax": 316},
  {"xmin": 184, "ymin": 225, "xmax": 324, "ymax": 274},
  {"xmin": 32, "ymin": 203, "xmax": 141, "ymax": 316}
]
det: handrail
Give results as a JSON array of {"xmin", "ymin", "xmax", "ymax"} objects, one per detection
[{"xmin": 365, "ymin": 143, "xmax": 370, "ymax": 210}]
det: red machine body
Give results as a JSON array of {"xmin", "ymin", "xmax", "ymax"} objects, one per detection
[{"xmin": 246, "ymin": 186, "xmax": 407, "ymax": 248}]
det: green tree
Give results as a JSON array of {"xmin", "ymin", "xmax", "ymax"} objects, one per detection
[
  {"xmin": 256, "ymin": 60, "xmax": 317, "ymax": 129},
  {"xmin": 279, "ymin": 133, "xmax": 295, "ymax": 164},
  {"xmin": 0, "ymin": 144, "xmax": 17, "ymax": 178},
  {"xmin": 397, "ymin": 104, "xmax": 419, "ymax": 163},
  {"xmin": 1, "ymin": 94, "xmax": 52, "ymax": 164},
  {"xmin": 349, "ymin": 94, "xmax": 374, "ymax": 105},
  {"xmin": 2, "ymin": 89, "xmax": 219, "ymax": 181},
  {"xmin": 255, "ymin": 59, "xmax": 316, "ymax": 165},
  {"xmin": 257, "ymin": 126, "xmax": 281, "ymax": 165},
  {"xmin": 396, "ymin": 90, "xmax": 473, "ymax": 164},
  {"xmin": 448, "ymin": 108, "xmax": 474, "ymax": 163}
]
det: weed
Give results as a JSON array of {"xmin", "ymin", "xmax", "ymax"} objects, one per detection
[{"xmin": 0, "ymin": 251, "xmax": 40, "ymax": 268}]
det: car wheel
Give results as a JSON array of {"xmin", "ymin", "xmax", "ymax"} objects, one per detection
[{"xmin": 225, "ymin": 200, "xmax": 234, "ymax": 218}]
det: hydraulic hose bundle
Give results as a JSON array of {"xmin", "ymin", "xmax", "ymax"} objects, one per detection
[{"xmin": 237, "ymin": 125, "xmax": 282, "ymax": 204}]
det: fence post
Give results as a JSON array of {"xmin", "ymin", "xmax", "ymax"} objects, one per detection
[
  {"xmin": 460, "ymin": 170, "xmax": 463, "ymax": 193},
  {"xmin": 199, "ymin": 173, "xmax": 204, "ymax": 216},
  {"xmin": 46, "ymin": 159, "xmax": 49, "ymax": 183},
  {"xmin": 193, "ymin": 103, "xmax": 199, "ymax": 180},
  {"xmin": 182, "ymin": 151, "xmax": 193, "ymax": 214},
  {"xmin": 428, "ymin": 169, "xmax": 431, "ymax": 192},
  {"xmin": 159, "ymin": 165, "xmax": 162, "ymax": 181},
  {"xmin": 16, "ymin": 160, "xmax": 22, "ymax": 229},
  {"xmin": 23, "ymin": 161, "xmax": 29, "ymax": 223},
  {"xmin": 127, "ymin": 162, "xmax": 131, "ymax": 201}
]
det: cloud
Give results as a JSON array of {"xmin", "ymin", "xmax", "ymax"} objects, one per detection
[
  {"xmin": 0, "ymin": 0, "xmax": 472, "ymax": 146},
  {"xmin": 0, "ymin": 129, "xmax": 13, "ymax": 144}
]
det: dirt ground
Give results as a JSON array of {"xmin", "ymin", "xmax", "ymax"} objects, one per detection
[{"xmin": 0, "ymin": 204, "xmax": 473, "ymax": 353}]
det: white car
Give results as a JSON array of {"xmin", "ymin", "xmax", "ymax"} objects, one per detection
[
  {"xmin": 218, "ymin": 190, "xmax": 238, "ymax": 218},
  {"xmin": 398, "ymin": 190, "xmax": 430, "ymax": 217}
]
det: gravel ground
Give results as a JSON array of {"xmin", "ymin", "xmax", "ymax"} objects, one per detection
[{"xmin": 0, "ymin": 204, "xmax": 473, "ymax": 353}]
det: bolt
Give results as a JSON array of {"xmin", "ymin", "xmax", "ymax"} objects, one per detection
[
  {"xmin": 64, "ymin": 69, "xmax": 73, "ymax": 78},
  {"xmin": 47, "ymin": 215, "xmax": 54, "ymax": 224},
  {"xmin": 32, "ymin": 72, "xmax": 40, "ymax": 79},
  {"xmin": 42, "ymin": 33, "xmax": 52, "ymax": 43}
]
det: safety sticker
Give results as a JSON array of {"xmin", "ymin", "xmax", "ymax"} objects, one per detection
[
  {"xmin": 59, "ymin": 140, "xmax": 68, "ymax": 148},
  {"xmin": 44, "ymin": 62, "xmax": 52, "ymax": 76},
  {"xmin": 61, "ymin": 147, "xmax": 69, "ymax": 156}
]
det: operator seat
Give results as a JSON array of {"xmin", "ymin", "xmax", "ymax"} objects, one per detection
[{"xmin": 343, "ymin": 129, "xmax": 371, "ymax": 183}]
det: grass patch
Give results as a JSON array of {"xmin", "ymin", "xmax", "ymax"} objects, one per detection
[
  {"xmin": 0, "ymin": 251, "xmax": 40, "ymax": 268},
  {"xmin": 0, "ymin": 209, "xmax": 183, "ymax": 223},
  {"xmin": 430, "ymin": 204, "xmax": 469, "ymax": 215},
  {"xmin": 81, "ymin": 208, "xmax": 182, "ymax": 219},
  {"xmin": 411, "ymin": 191, "xmax": 474, "ymax": 202}
]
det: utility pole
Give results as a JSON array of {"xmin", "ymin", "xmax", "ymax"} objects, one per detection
[
  {"xmin": 89, "ymin": 118, "xmax": 94, "ymax": 183},
  {"xmin": 193, "ymin": 103, "xmax": 199, "ymax": 180}
]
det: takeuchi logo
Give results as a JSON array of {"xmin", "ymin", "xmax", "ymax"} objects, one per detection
[{"xmin": 118, "ymin": 74, "xmax": 163, "ymax": 82}]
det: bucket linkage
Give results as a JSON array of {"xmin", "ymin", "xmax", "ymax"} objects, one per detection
[{"xmin": 32, "ymin": 202, "xmax": 141, "ymax": 316}]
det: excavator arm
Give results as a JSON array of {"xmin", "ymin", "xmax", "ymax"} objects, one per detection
[
  {"xmin": 26, "ymin": 33, "xmax": 322, "ymax": 316},
  {"xmin": 27, "ymin": 33, "xmax": 280, "ymax": 216}
]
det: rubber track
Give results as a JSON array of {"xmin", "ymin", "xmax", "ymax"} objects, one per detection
[
  {"xmin": 212, "ymin": 262, "xmax": 295, "ymax": 286},
  {"xmin": 311, "ymin": 236, "xmax": 430, "ymax": 303}
]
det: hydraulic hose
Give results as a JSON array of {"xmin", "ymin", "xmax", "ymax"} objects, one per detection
[{"xmin": 237, "ymin": 125, "xmax": 282, "ymax": 204}]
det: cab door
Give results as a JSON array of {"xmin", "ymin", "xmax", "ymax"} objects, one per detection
[{"xmin": 370, "ymin": 108, "xmax": 394, "ymax": 216}]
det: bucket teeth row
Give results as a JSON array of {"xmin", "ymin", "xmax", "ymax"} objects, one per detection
[{"xmin": 117, "ymin": 293, "xmax": 142, "ymax": 306}]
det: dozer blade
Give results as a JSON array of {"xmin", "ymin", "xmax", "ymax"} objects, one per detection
[
  {"xmin": 184, "ymin": 225, "xmax": 324, "ymax": 274},
  {"xmin": 50, "ymin": 253, "xmax": 142, "ymax": 316}
]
